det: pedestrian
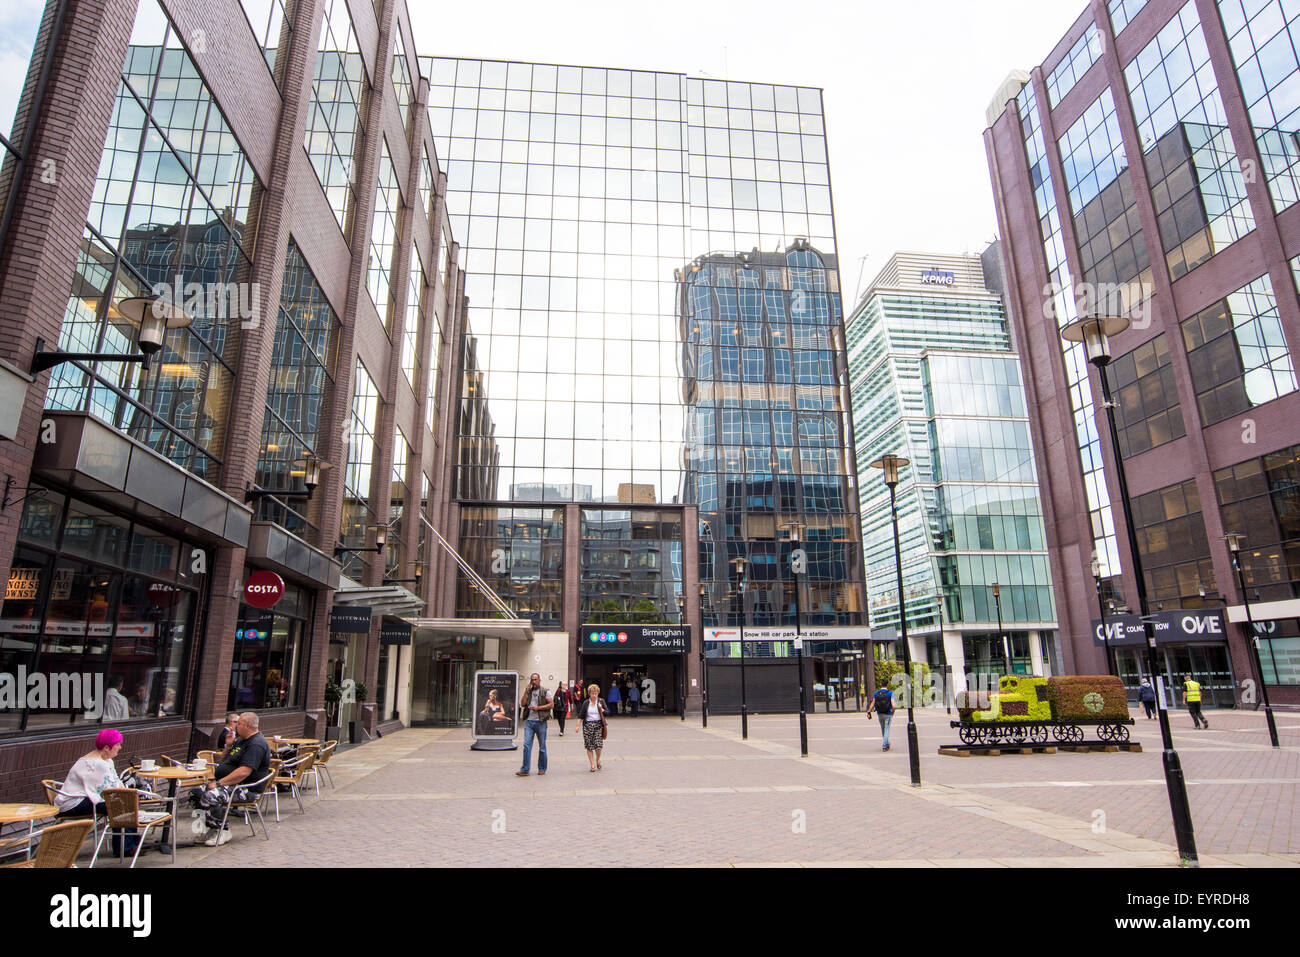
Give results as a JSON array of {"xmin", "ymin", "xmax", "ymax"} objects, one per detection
[
  {"xmin": 554, "ymin": 681, "xmax": 569, "ymax": 736},
  {"xmin": 215, "ymin": 711, "xmax": 240, "ymax": 751},
  {"xmin": 516, "ymin": 673, "xmax": 553, "ymax": 775},
  {"xmin": 187, "ymin": 712, "xmax": 272, "ymax": 846},
  {"xmin": 865, "ymin": 680, "xmax": 894, "ymax": 751},
  {"xmin": 1182, "ymin": 674, "xmax": 1208, "ymax": 729},
  {"xmin": 55, "ymin": 728, "xmax": 157, "ymax": 857},
  {"xmin": 576, "ymin": 683, "xmax": 608, "ymax": 771},
  {"xmin": 628, "ymin": 679, "xmax": 640, "ymax": 717},
  {"xmin": 607, "ymin": 680, "xmax": 621, "ymax": 716},
  {"xmin": 1138, "ymin": 679, "xmax": 1156, "ymax": 720}
]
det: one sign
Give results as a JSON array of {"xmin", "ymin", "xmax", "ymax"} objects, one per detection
[
  {"xmin": 580, "ymin": 624, "xmax": 691, "ymax": 654},
  {"xmin": 330, "ymin": 605, "xmax": 372, "ymax": 634},
  {"xmin": 1091, "ymin": 609, "xmax": 1226, "ymax": 646},
  {"xmin": 472, "ymin": 670, "xmax": 519, "ymax": 739},
  {"xmin": 243, "ymin": 570, "xmax": 286, "ymax": 609},
  {"xmin": 380, "ymin": 619, "xmax": 413, "ymax": 646},
  {"xmin": 706, "ymin": 625, "xmax": 871, "ymax": 642},
  {"xmin": 921, "ymin": 269, "xmax": 956, "ymax": 286}
]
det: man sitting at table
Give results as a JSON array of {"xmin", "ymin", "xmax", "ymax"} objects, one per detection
[{"xmin": 188, "ymin": 711, "xmax": 271, "ymax": 846}]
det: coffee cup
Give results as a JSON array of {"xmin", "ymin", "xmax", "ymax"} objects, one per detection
[
  {"xmin": 193, "ymin": 758, "xmax": 206, "ymax": 768},
  {"xmin": 140, "ymin": 759, "xmax": 156, "ymax": 771}
]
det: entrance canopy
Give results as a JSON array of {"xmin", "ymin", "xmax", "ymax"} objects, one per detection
[{"xmin": 406, "ymin": 617, "xmax": 534, "ymax": 643}]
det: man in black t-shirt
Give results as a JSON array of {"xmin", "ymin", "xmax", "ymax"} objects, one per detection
[{"xmin": 190, "ymin": 711, "xmax": 272, "ymax": 845}]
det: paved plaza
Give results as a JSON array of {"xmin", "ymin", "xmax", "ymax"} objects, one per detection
[{"xmin": 125, "ymin": 705, "xmax": 1300, "ymax": 868}]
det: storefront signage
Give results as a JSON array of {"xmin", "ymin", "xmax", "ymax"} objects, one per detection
[
  {"xmin": 1091, "ymin": 609, "xmax": 1225, "ymax": 646},
  {"xmin": 380, "ymin": 620, "xmax": 413, "ymax": 646},
  {"xmin": 921, "ymin": 269, "xmax": 956, "ymax": 286},
  {"xmin": 580, "ymin": 624, "xmax": 691, "ymax": 654},
  {"xmin": 5, "ymin": 568, "xmax": 40, "ymax": 601},
  {"xmin": 472, "ymin": 670, "xmax": 519, "ymax": 739},
  {"xmin": 243, "ymin": 571, "xmax": 286, "ymax": 609},
  {"xmin": 707, "ymin": 626, "xmax": 871, "ymax": 642},
  {"xmin": 329, "ymin": 605, "xmax": 372, "ymax": 634}
]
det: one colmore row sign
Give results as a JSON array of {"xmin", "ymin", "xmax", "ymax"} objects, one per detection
[
  {"xmin": 1091, "ymin": 609, "xmax": 1226, "ymax": 646},
  {"xmin": 580, "ymin": 624, "xmax": 691, "ymax": 654}
]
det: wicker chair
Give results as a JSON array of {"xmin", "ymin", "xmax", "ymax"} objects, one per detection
[
  {"xmin": 1, "ymin": 820, "xmax": 94, "ymax": 869},
  {"xmin": 213, "ymin": 769, "xmax": 275, "ymax": 842},
  {"xmin": 268, "ymin": 753, "xmax": 315, "ymax": 821},
  {"xmin": 42, "ymin": 779, "xmax": 102, "ymax": 847},
  {"xmin": 310, "ymin": 740, "xmax": 338, "ymax": 791},
  {"xmin": 90, "ymin": 788, "xmax": 172, "ymax": 868},
  {"xmin": 197, "ymin": 750, "xmax": 220, "ymax": 766}
]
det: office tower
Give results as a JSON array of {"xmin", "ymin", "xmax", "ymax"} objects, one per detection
[
  {"xmin": 847, "ymin": 251, "xmax": 1059, "ymax": 691},
  {"xmin": 986, "ymin": 0, "xmax": 1300, "ymax": 706},
  {"xmin": 424, "ymin": 59, "xmax": 868, "ymax": 710}
]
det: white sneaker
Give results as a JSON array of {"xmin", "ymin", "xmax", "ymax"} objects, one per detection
[{"xmin": 204, "ymin": 829, "xmax": 232, "ymax": 847}]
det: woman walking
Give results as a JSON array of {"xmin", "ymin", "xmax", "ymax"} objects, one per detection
[
  {"xmin": 554, "ymin": 681, "xmax": 570, "ymax": 736},
  {"xmin": 576, "ymin": 683, "xmax": 608, "ymax": 771}
]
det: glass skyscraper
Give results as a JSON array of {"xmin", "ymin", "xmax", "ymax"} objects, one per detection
[
  {"xmin": 847, "ymin": 252, "xmax": 1058, "ymax": 688},
  {"xmin": 421, "ymin": 59, "xmax": 866, "ymax": 700}
]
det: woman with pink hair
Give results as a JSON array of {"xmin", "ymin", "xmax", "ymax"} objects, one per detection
[{"xmin": 56, "ymin": 729, "xmax": 148, "ymax": 855}]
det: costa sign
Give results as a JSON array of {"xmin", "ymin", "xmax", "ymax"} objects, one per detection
[{"xmin": 243, "ymin": 570, "xmax": 286, "ymax": 609}]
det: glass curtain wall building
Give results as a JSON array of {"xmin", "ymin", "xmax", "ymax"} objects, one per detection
[
  {"xmin": 847, "ymin": 252, "xmax": 1058, "ymax": 690},
  {"xmin": 986, "ymin": 0, "xmax": 1300, "ymax": 705},
  {"xmin": 422, "ymin": 59, "xmax": 867, "ymax": 697}
]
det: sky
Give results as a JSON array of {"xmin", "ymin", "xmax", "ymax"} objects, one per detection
[
  {"xmin": 0, "ymin": 0, "xmax": 1091, "ymax": 303},
  {"xmin": 408, "ymin": 0, "xmax": 1090, "ymax": 303}
]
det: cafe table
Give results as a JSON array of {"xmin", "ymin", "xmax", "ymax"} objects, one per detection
[
  {"xmin": 0, "ymin": 803, "xmax": 58, "ymax": 861},
  {"xmin": 133, "ymin": 765, "xmax": 212, "ymax": 852}
]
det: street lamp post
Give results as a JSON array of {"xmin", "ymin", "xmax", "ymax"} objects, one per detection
[
  {"xmin": 780, "ymin": 520, "xmax": 809, "ymax": 756},
  {"xmin": 1091, "ymin": 555, "xmax": 1115, "ymax": 676},
  {"xmin": 991, "ymin": 582, "xmax": 1009, "ymax": 674},
  {"xmin": 676, "ymin": 594, "xmax": 687, "ymax": 721},
  {"xmin": 732, "ymin": 556, "xmax": 749, "ymax": 740},
  {"xmin": 1223, "ymin": 533, "xmax": 1279, "ymax": 748},
  {"xmin": 869, "ymin": 453, "xmax": 922, "ymax": 788},
  {"xmin": 699, "ymin": 583, "xmax": 710, "ymax": 728},
  {"xmin": 1062, "ymin": 314, "xmax": 1198, "ymax": 865}
]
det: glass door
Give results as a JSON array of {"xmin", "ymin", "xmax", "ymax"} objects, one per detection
[
  {"xmin": 1190, "ymin": 644, "xmax": 1235, "ymax": 708},
  {"xmin": 432, "ymin": 658, "xmax": 474, "ymax": 726}
]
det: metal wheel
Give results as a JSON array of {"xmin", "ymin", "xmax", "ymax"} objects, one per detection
[
  {"xmin": 1063, "ymin": 724, "xmax": 1084, "ymax": 743},
  {"xmin": 958, "ymin": 724, "xmax": 977, "ymax": 745},
  {"xmin": 1115, "ymin": 723, "xmax": 1130, "ymax": 742},
  {"xmin": 1029, "ymin": 724, "xmax": 1049, "ymax": 744},
  {"xmin": 1052, "ymin": 723, "xmax": 1070, "ymax": 742},
  {"xmin": 985, "ymin": 725, "xmax": 1003, "ymax": 746},
  {"xmin": 1009, "ymin": 724, "xmax": 1029, "ymax": 744},
  {"xmin": 1098, "ymin": 723, "xmax": 1117, "ymax": 742}
]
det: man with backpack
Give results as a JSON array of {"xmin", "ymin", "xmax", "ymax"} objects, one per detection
[{"xmin": 865, "ymin": 679, "xmax": 895, "ymax": 751}]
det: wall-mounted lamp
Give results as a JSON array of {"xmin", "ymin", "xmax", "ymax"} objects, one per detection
[
  {"xmin": 335, "ymin": 524, "xmax": 388, "ymax": 557},
  {"xmin": 31, "ymin": 296, "xmax": 192, "ymax": 375},
  {"xmin": 246, "ymin": 454, "xmax": 330, "ymax": 503}
]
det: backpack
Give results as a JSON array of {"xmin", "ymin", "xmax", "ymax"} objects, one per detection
[{"xmin": 873, "ymin": 688, "xmax": 894, "ymax": 714}]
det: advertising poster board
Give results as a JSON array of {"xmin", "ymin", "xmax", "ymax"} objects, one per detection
[{"xmin": 471, "ymin": 670, "xmax": 519, "ymax": 751}]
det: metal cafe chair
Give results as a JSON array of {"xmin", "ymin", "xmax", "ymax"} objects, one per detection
[{"xmin": 90, "ymin": 788, "xmax": 173, "ymax": 868}]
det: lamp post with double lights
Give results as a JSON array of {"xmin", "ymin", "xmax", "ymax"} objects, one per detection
[
  {"xmin": 699, "ymin": 583, "xmax": 710, "ymax": 728},
  {"xmin": 1091, "ymin": 555, "xmax": 1115, "ymax": 676},
  {"xmin": 1223, "ymin": 533, "xmax": 1280, "ymax": 748},
  {"xmin": 1061, "ymin": 313, "xmax": 1198, "ymax": 865},
  {"xmin": 732, "ymin": 556, "xmax": 749, "ymax": 740},
  {"xmin": 779, "ymin": 519, "xmax": 809, "ymax": 756},
  {"xmin": 868, "ymin": 453, "xmax": 922, "ymax": 787},
  {"xmin": 676, "ymin": 593, "xmax": 687, "ymax": 721}
]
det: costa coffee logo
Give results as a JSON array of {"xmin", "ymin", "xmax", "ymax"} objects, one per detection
[{"xmin": 243, "ymin": 570, "xmax": 286, "ymax": 609}]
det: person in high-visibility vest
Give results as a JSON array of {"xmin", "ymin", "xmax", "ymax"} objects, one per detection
[{"xmin": 1182, "ymin": 674, "xmax": 1209, "ymax": 729}]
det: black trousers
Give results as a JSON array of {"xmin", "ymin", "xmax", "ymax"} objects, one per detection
[{"xmin": 1188, "ymin": 701, "xmax": 1207, "ymax": 726}]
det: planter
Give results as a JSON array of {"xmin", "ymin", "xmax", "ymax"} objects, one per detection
[
  {"xmin": 325, "ymin": 725, "xmax": 341, "ymax": 742},
  {"xmin": 348, "ymin": 720, "xmax": 363, "ymax": 744}
]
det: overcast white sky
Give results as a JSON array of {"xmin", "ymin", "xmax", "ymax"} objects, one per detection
[{"xmin": 410, "ymin": 0, "xmax": 1089, "ymax": 300}]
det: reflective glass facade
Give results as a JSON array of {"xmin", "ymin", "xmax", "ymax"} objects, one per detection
[
  {"xmin": 425, "ymin": 59, "xmax": 864, "ymax": 630},
  {"xmin": 847, "ymin": 254, "xmax": 1056, "ymax": 656},
  {"xmin": 304, "ymin": 0, "xmax": 367, "ymax": 235}
]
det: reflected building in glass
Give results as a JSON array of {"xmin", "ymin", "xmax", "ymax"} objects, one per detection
[
  {"xmin": 847, "ymin": 252, "xmax": 1058, "ymax": 690},
  {"xmin": 423, "ymin": 59, "xmax": 868, "ymax": 701},
  {"xmin": 986, "ymin": 0, "xmax": 1300, "ymax": 706}
]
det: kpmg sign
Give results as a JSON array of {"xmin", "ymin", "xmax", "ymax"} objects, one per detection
[
  {"xmin": 580, "ymin": 624, "xmax": 691, "ymax": 654},
  {"xmin": 1091, "ymin": 609, "xmax": 1225, "ymax": 646},
  {"xmin": 921, "ymin": 268, "xmax": 956, "ymax": 286}
]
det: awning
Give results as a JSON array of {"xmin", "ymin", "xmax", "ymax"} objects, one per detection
[
  {"xmin": 333, "ymin": 575, "xmax": 425, "ymax": 618},
  {"xmin": 405, "ymin": 617, "xmax": 534, "ymax": 643},
  {"xmin": 1226, "ymin": 598, "xmax": 1300, "ymax": 624}
]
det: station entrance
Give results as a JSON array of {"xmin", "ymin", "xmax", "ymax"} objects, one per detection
[{"xmin": 577, "ymin": 624, "xmax": 690, "ymax": 718}]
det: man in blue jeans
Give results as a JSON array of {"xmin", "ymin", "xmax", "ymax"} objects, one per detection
[
  {"xmin": 516, "ymin": 673, "xmax": 553, "ymax": 776},
  {"xmin": 865, "ymin": 680, "xmax": 895, "ymax": 751}
]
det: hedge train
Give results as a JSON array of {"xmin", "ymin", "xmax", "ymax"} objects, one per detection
[{"xmin": 951, "ymin": 674, "xmax": 1134, "ymax": 745}]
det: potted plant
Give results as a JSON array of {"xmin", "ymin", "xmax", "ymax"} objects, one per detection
[
  {"xmin": 348, "ymin": 683, "xmax": 368, "ymax": 743},
  {"xmin": 324, "ymin": 681, "xmax": 342, "ymax": 742}
]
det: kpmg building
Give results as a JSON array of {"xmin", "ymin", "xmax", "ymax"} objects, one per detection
[
  {"xmin": 986, "ymin": 0, "xmax": 1300, "ymax": 707},
  {"xmin": 422, "ymin": 59, "xmax": 869, "ymax": 715}
]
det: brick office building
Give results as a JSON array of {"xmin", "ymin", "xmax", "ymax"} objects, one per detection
[
  {"xmin": 0, "ymin": 0, "xmax": 475, "ymax": 798},
  {"xmin": 986, "ymin": 0, "xmax": 1300, "ymax": 707}
]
